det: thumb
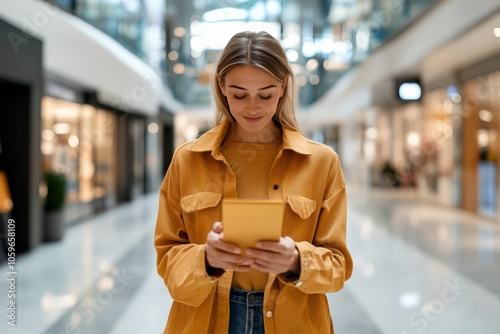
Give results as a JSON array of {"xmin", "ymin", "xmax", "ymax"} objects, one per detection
[{"xmin": 212, "ymin": 222, "xmax": 223, "ymax": 233}]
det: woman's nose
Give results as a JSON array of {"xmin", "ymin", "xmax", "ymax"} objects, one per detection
[{"xmin": 246, "ymin": 98, "xmax": 260, "ymax": 113}]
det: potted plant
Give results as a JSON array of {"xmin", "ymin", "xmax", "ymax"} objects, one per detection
[{"xmin": 43, "ymin": 171, "xmax": 66, "ymax": 241}]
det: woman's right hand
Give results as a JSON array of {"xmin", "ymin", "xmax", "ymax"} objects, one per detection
[{"xmin": 205, "ymin": 222, "xmax": 253, "ymax": 272}]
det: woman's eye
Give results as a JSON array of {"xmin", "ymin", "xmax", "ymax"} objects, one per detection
[
  {"xmin": 233, "ymin": 95, "xmax": 246, "ymax": 100},
  {"xmin": 259, "ymin": 95, "xmax": 272, "ymax": 100}
]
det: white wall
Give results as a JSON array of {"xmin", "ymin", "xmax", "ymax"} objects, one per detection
[{"xmin": 0, "ymin": 0, "xmax": 182, "ymax": 115}]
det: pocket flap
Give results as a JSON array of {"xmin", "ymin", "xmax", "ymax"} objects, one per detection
[
  {"xmin": 285, "ymin": 195, "xmax": 316, "ymax": 219},
  {"xmin": 180, "ymin": 192, "xmax": 222, "ymax": 213}
]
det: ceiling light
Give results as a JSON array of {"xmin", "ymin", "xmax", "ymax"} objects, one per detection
[
  {"xmin": 306, "ymin": 59, "xmax": 319, "ymax": 71},
  {"xmin": 190, "ymin": 36, "xmax": 207, "ymax": 52},
  {"xmin": 302, "ymin": 41, "xmax": 315, "ymax": 58},
  {"xmin": 173, "ymin": 27, "xmax": 186, "ymax": 38},
  {"xmin": 477, "ymin": 129, "xmax": 489, "ymax": 147},
  {"xmin": 173, "ymin": 64, "xmax": 185, "ymax": 74},
  {"xmin": 122, "ymin": 0, "xmax": 140, "ymax": 13},
  {"xmin": 148, "ymin": 123, "xmax": 159, "ymax": 134},
  {"xmin": 365, "ymin": 127, "xmax": 378, "ymax": 139},
  {"xmin": 309, "ymin": 75, "xmax": 320, "ymax": 85},
  {"xmin": 406, "ymin": 131, "xmax": 420, "ymax": 148},
  {"xmin": 297, "ymin": 76, "xmax": 307, "ymax": 87},
  {"xmin": 52, "ymin": 123, "xmax": 71, "ymax": 135},
  {"xmin": 202, "ymin": 8, "xmax": 248, "ymax": 22},
  {"xmin": 282, "ymin": 33, "xmax": 300, "ymax": 48},
  {"xmin": 493, "ymin": 28, "xmax": 500, "ymax": 37},
  {"xmin": 479, "ymin": 109, "xmax": 493, "ymax": 122},
  {"xmin": 168, "ymin": 51, "xmax": 179, "ymax": 61},
  {"xmin": 42, "ymin": 129, "xmax": 55, "ymax": 141},
  {"xmin": 451, "ymin": 92, "xmax": 461, "ymax": 103},
  {"xmin": 266, "ymin": 0, "xmax": 282, "ymax": 17},
  {"xmin": 286, "ymin": 49, "xmax": 299, "ymax": 62},
  {"xmin": 399, "ymin": 293, "xmax": 421, "ymax": 308},
  {"xmin": 68, "ymin": 135, "xmax": 79, "ymax": 147}
]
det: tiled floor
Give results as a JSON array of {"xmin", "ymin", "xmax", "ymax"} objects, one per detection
[{"xmin": 1, "ymin": 186, "xmax": 499, "ymax": 334}]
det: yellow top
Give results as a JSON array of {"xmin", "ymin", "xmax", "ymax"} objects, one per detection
[{"xmin": 221, "ymin": 140, "xmax": 282, "ymax": 290}]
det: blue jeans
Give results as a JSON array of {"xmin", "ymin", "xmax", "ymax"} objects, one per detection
[{"xmin": 229, "ymin": 288, "xmax": 265, "ymax": 334}]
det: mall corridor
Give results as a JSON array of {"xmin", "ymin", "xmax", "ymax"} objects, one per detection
[
  {"xmin": 1, "ymin": 0, "xmax": 500, "ymax": 333},
  {"xmin": 1, "ymin": 186, "xmax": 499, "ymax": 334}
]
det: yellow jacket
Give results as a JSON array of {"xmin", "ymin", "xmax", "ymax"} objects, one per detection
[{"xmin": 155, "ymin": 120, "xmax": 353, "ymax": 333}]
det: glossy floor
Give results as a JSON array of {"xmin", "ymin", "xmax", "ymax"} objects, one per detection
[{"xmin": 0, "ymin": 187, "xmax": 499, "ymax": 334}]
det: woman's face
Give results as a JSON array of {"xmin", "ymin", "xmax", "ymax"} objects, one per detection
[{"xmin": 218, "ymin": 65, "xmax": 286, "ymax": 143}]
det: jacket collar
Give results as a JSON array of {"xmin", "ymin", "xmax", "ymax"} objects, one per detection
[{"xmin": 188, "ymin": 119, "xmax": 312, "ymax": 156}]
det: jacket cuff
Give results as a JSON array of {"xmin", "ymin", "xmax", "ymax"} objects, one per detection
[
  {"xmin": 206, "ymin": 264, "xmax": 225, "ymax": 280},
  {"xmin": 278, "ymin": 269, "xmax": 300, "ymax": 283},
  {"xmin": 204, "ymin": 250, "xmax": 225, "ymax": 280}
]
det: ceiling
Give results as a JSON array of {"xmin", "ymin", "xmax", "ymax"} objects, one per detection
[
  {"xmin": 161, "ymin": 0, "xmax": 438, "ymax": 112},
  {"xmin": 41, "ymin": 0, "xmax": 440, "ymax": 124}
]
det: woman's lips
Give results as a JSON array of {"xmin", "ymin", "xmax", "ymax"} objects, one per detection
[{"xmin": 243, "ymin": 116, "xmax": 263, "ymax": 123}]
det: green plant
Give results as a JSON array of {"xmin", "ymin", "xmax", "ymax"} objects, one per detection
[{"xmin": 44, "ymin": 171, "xmax": 67, "ymax": 212}]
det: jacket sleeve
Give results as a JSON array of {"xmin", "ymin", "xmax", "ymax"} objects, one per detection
[
  {"xmin": 154, "ymin": 152, "xmax": 220, "ymax": 307},
  {"xmin": 278, "ymin": 152, "xmax": 353, "ymax": 294}
]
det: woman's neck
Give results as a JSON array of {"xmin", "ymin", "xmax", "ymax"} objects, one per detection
[{"xmin": 230, "ymin": 124, "xmax": 282, "ymax": 143}]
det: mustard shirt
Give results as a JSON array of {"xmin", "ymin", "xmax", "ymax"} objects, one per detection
[
  {"xmin": 221, "ymin": 139, "xmax": 282, "ymax": 291},
  {"xmin": 154, "ymin": 120, "xmax": 353, "ymax": 334}
]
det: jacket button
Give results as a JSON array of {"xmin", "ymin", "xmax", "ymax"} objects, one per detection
[
  {"xmin": 266, "ymin": 311, "xmax": 273, "ymax": 317},
  {"xmin": 273, "ymin": 184, "xmax": 279, "ymax": 190}
]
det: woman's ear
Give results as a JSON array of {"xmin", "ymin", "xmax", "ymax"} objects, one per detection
[
  {"xmin": 216, "ymin": 74, "xmax": 226, "ymax": 96},
  {"xmin": 279, "ymin": 76, "xmax": 288, "ymax": 97}
]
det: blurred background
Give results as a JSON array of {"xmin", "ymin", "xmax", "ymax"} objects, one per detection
[{"xmin": 0, "ymin": 0, "xmax": 499, "ymax": 333}]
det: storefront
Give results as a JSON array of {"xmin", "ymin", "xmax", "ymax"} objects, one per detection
[
  {"xmin": 461, "ymin": 65, "xmax": 500, "ymax": 218},
  {"xmin": 359, "ymin": 103, "xmax": 424, "ymax": 189},
  {"xmin": 41, "ymin": 89, "xmax": 119, "ymax": 222},
  {"xmin": 418, "ymin": 87, "xmax": 457, "ymax": 206}
]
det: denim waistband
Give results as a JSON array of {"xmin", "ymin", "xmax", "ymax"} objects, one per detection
[{"xmin": 230, "ymin": 288, "xmax": 264, "ymax": 305}]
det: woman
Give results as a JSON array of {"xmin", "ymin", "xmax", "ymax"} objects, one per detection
[{"xmin": 154, "ymin": 31, "xmax": 353, "ymax": 334}]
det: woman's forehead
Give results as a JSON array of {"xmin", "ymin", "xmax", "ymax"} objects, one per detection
[{"xmin": 225, "ymin": 65, "xmax": 280, "ymax": 89}]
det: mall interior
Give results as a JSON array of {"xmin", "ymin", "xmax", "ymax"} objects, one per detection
[{"xmin": 0, "ymin": 0, "xmax": 499, "ymax": 333}]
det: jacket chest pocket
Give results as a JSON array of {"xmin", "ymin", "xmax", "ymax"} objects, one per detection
[
  {"xmin": 285, "ymin": 194, "xmax": 316, "ymax": 219},
  {"xmin": 283, "ymin": 194, "xmax": 317, "ymax": 240},
  {"xmin": 180, "ymin": 192, "xmax": 222, "ymax": 239}
]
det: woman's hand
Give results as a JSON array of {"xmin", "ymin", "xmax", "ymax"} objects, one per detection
[
  {"xmin": 205, "ymin": 222, "xmax": 253, "ymax": 272},
  {"xmin": 245, "ymin": 236, "xmax": 300, "ymax": 275}
]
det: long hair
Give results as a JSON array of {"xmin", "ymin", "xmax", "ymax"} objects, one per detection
[{"xmin": 212, "ymin": 31, "xmax": 300, "ymax": 132}]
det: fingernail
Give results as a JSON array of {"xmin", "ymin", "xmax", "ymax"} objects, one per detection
[
  {"xmin": 234, "ymin": 248, "xmax": 241, "ymax": 254},
  {"xmin": 256, "ymin": 242, "xmax": 262, "ymax": 248}
]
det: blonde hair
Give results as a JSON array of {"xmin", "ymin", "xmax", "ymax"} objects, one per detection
[{"xmin": 212, "ymin": 31, "xmax": 300, "ymax": 132}]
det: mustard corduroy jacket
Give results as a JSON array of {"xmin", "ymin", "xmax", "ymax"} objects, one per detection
[{"xmin": 154, "ymin": 120, "xmax": 353, "ymax": 333}]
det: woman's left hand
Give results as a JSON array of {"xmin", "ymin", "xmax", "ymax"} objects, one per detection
[{"xmin": 245, "ymin": 236, "xmax": 300, "ymax": 275}]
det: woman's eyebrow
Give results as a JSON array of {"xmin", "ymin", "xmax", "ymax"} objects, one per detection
[{"xmin": 228, "ymin": 84, "xmax": 277, "ymax": 91}]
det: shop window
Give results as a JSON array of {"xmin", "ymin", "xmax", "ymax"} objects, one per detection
[
  {"xmin": 41, "ymin": 97, "xmax": 117, "ymax": 206},
  {"xmin": 463, "ymin": 73, "xmax": 500, "ymax": 217}
]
